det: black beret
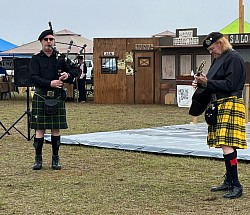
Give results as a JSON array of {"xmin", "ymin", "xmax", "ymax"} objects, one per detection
[
  {"xmin": 38, "ymin": 29, "xmax": 54, "ymax": 41},
  {"xmin": 203, "ymin": 32, "xmax": 223, "ymax": 48}
]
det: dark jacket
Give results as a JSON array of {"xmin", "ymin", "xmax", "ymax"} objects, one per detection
[
  {"xmin": 29, "ymin": 50, "xmax": 78, "ymax": 89},
  {"xmin": 207, "ymin": 50, "xmax": 246, "ymax": 94}
]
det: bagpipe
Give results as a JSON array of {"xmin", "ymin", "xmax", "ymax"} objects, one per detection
[
  {"xmin": 188, "ymin": 60, "xmax": 212, "ymax": 116},
  {"xmin": 47, "ymin": 21, "xmax": 87, "ymax": 80}
]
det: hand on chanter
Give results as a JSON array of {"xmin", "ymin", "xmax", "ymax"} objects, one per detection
[
  {"xmin": 192, "ymin": 78, "xmax": 198, "ymax": 88},
  {"xmin": 50, "ymin": 79, "xmax": 64, "ymax": 88},
  {"xmin": 59, "ymin": 72, "xmax": 69, "ymax": 81},
  {"xmin": 193, "ymin": 73, "xmax": 208, "ymax": 87}
]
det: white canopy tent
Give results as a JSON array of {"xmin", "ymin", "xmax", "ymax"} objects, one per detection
[{"xmin": 0, "ymin": 29, "xmax": 93, "ymax": 56}]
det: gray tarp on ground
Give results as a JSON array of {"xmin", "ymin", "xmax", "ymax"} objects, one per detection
[{"xmin": 45, "ymin": 123, "xmax": 250, "ymax": 161}]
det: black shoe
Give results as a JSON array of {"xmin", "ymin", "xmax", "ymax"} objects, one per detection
[
  {"xmin": 33, "ymin": 155, "xmax": 42, "ymax": 170},
  {"xmin": 223, "ymin": 185, "xmax": 243, "ymax": 199},
  {"xmin": 211, "ymin": 181, "xmax": 231, "ymax": 192},
  {"xmin": 52, "ymin": 155, "xmax": 61, "ymax": 170}
]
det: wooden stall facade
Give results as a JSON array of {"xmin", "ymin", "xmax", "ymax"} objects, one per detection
[
  {"xmin": 93, "ymin": 28, "xmax": 250, "ymax": 104},
  {"xmin": 93, "ymin": 38, "xmax": 160, "ymax": 104}
]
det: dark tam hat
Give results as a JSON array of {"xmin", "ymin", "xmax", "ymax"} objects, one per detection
[
  {"xmin": 38, "ymin": 29, "xmax": 54, "ymax": 41},
  {"xmin": 203, "ymin": 32, "xmax": 223, "ymax": 48}
]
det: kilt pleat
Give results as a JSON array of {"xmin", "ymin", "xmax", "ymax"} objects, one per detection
[
  {"xmin": 30, "ymin": 93, "xmax": 68, "ymax": 129},
  {"xmin": 207, "ymin": 96, "xmax": 247, "ymax": 149}
]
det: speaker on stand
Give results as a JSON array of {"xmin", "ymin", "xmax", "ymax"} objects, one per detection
[
  {"xmin": 14, "ymin": 58, "xmax": 32, "ymax": 87},
  {"xmin": 0, "ymin": 58, "xmax": 33, "ymax": 140}
]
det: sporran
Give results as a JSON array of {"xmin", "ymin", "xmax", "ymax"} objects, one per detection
[
  {"xmin": 205, "ymin": 102, "xmax": 218, "ymax": 125},
  {"xmin": 44, "ymin": 98, "xmax": 59, "ymax": 115}
]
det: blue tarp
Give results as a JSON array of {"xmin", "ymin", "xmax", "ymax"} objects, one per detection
[{"xmin": 0, "ymin": 38, "xmax": 17, "ymax": 52}]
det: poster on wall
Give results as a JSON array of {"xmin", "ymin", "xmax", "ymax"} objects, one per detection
[
  {"xmin": 176, "ymin": 85, "xmax": 195, "ymax": 107},
  {"xmin": 117, "ymin": 59, "xmax": 125, "ymax": 70},
  {"xmin": 125, "ymin": 52, "xmax": 133, "ymax": 63},
  {"xmin": 126, "ymin": 65, "xmax": 134, "ymax": 76}
]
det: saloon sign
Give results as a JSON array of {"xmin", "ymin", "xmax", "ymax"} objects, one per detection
[
  {"xmin": 229, "ymin": 34, "xmax": 250, "ymax": 44},
  {"xmin": 173, "ymin": 28, "xmax": 199, "ymax": 45}
]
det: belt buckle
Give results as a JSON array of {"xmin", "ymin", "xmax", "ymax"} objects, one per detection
[{"xmin": 47, "ymin": 91, "xmax": 54, "ymax": 97}]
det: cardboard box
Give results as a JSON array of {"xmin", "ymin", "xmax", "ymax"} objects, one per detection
[{"xmin": 165, "ymin": 93, "xmax": 176, "ymax": 104}]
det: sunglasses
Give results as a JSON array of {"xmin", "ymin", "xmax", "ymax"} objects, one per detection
[{"xmin": 43, "ymin": 37, "xmax": 54, "ymax": 41}]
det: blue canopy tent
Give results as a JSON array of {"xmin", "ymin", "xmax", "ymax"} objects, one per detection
[{"xmin": 0, "ymin": 38, "xmax": 17, "ymax": 52}]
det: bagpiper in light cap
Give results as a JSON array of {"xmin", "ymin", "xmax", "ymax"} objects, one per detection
[{"xmin": 203, "ymin": 32, "xmax": 223, "ymax": 48}]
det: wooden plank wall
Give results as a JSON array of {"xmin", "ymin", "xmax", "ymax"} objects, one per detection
[
  {"xmin": 93, "ymin": 37, "xmax": 160, "ymax": 104},
  {"xmin": 93, "ymin": 38, "xmax": 127, "ymax": 104}
]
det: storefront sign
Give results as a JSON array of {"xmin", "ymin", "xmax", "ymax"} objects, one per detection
[
  {"xmin": 135, "ymin": 44, "xmax": 153, "ymax": 50},
  {"xmin": 173, "ymin": 29, "xmax": 199, "ymax": 45},
  {"xmin": 229, "ymin": 34, "xmax": 250, "ymax": 44},
  {"xmin": 173, "ymin": 37, "xmax": 199, "ymax": 45},
  {"xmin": 104, "ymin": 52, "xmax": 115, "ymax": 56}
]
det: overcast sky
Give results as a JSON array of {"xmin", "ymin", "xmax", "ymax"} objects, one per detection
[{"xmin": 0, "ymin": 0, "xmax": 249, "ymax": 45}]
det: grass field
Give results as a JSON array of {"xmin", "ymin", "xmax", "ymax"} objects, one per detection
[{"xmin": 0, "ymin": 96, "xmax": 250, "ymax": 215}]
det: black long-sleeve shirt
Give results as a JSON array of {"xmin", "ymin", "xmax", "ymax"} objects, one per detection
[
  {"xmin": 207, "ymin": 50, "xmax": 246, "ymax": 93},
  {"xmin": 29, "ymin": 50, "xmax": 78, "ymax": 89}
]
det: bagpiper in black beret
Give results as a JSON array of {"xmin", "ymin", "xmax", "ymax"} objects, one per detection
[
  {"xmin": 203, "ymin": 32, "xmax": 223, "ymax": 48},
  {"xmin": 38, "ymin": 29, "xmax": 54, "ymax": 41}
]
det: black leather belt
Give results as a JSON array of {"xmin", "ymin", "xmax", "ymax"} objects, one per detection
[
  {"xmin": 35, "ymin": 88, "xmax": 62, "ymax": 97},
  {"xmin": 216, "ymin": 91, "xmax": 242, "ymax": 100}
]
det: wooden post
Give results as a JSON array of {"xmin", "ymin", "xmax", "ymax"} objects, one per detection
[
  {"xmin": 245, "ymin": 83, "xmax": 249, "ymax": 123},
  {"xmin": 239, "ymin": 0, "xmax": 244, "ymax": 33}
]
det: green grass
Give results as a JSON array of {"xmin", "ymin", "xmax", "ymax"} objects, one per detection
[{"xmin": 0, "ymin": 96, "xmax": 250, "ymax": 215}]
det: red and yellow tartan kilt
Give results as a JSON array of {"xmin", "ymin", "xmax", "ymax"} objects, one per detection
[
  {"xmin": 207, "ymin": 96, "xmax": 247, "ymax": 149},
  {"xmin": 30, "ymin": 93, "xmax": 68, "ymax": 130}
]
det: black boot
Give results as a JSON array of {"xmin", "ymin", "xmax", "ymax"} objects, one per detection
[
  {"xmin": 52, "ymin": 155, "xmax": 61, "ymax": 170},
  {"xmin": 33, "ymin": 155, "xmax": 43, "ymax": 170},
  {"xmin": 33, "ymin": 137, "xmax": 44, "ymax": 170},
  {"xmin": 223, "ymin": 150, "xmax": 243, "ymax": 199},
  {"xmin": 211, "ymin": 152, "xmax": 232, "ymax": 192},
  {"xmin": 211, "ymin": 175, "xmax": 231, "ymax": 192},
  {"xmin": 223, "ymin": 185, "xmax": 243, "ymax": 199}
]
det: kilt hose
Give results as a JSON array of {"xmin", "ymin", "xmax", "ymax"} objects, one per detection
[
  {"xmin": 208, "ymin": 96, "xmax": 247, "ymax": 149},
  {"xmin": 30, "ymin": 93, "xmax": 68, "ymax": 130}
]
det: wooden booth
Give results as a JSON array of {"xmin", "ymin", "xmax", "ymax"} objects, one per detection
[
  {"xmin": 93, "ymin": 38, "xmax": 160, "ymax": 104},
  {"xmin": 93, "ymin": 28, "xmax": 250, "ymax": 104}
]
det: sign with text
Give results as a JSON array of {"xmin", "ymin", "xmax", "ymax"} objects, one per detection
[
  {"xmin": 135, "ymin": 44, "xmax": 153, "ymax": 50},
  {"xmin": 177, "ymin": 85, "xmax": 195, "ymax": 107},
  {"xmin": 0, "ymin": 58, "xmax": 14, "ymax": 70},
  {"xmin": 229, "ymin": 34, "xmax": 250, "ymax": 44},
  {"xmin": 173, "ymin": 28, "xmax": 199, "ymax": 45},
  {"xmin": 104, "ymin": 52, "xmax": 115, "ymax": 56},
  {"xmin": 173, "ymin": 37, "xmax": 199, "ymax": 45}
]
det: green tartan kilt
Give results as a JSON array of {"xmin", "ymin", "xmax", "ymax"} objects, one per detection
[
  {"xmin": 207, "ymin": 96, "xmax": 247, "ymax": 149},
  {"xmin": 30, "ymin": 93, "xmax": 68, "ymax": 130}
]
